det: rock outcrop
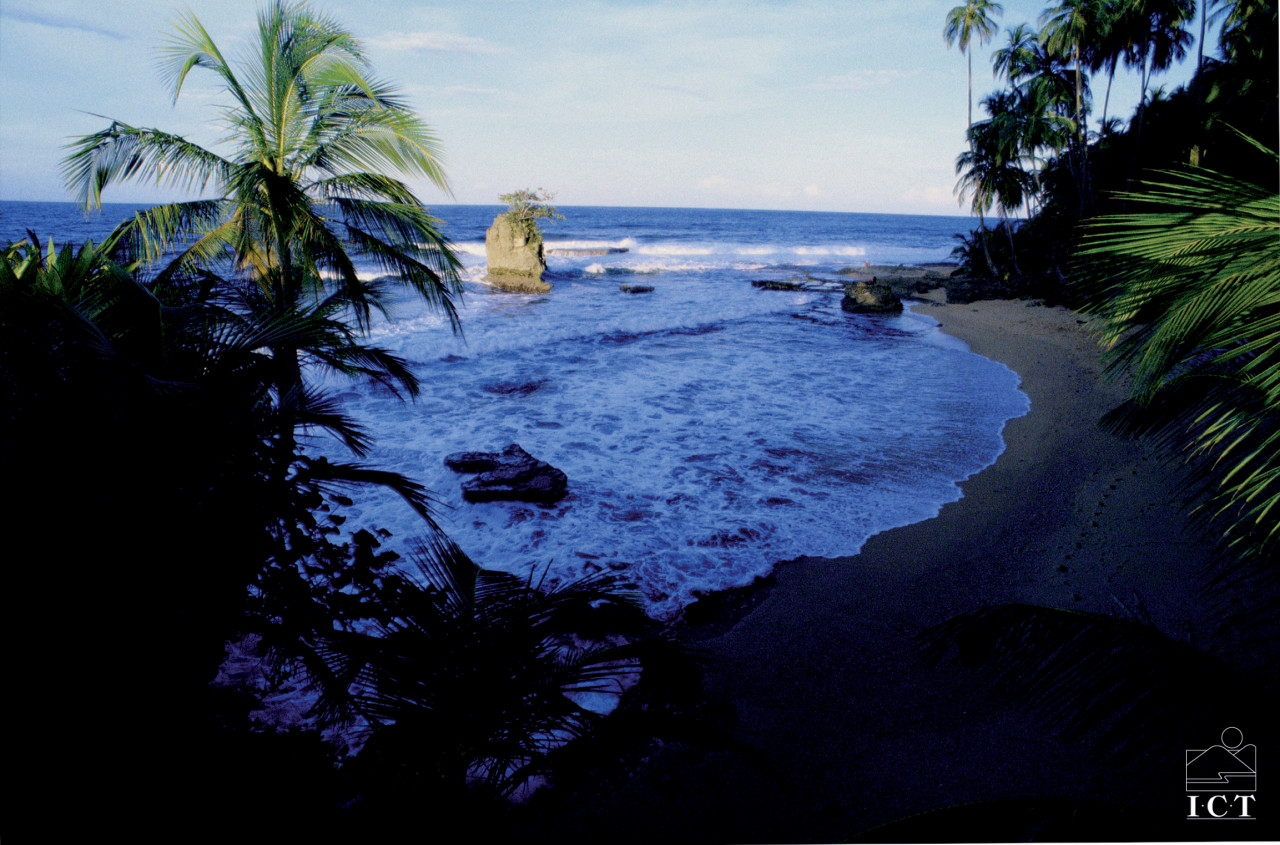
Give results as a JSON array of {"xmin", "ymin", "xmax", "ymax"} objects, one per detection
[
  {"xmin": 619, "ymin": 284, "xmax": 654, "ymax": 294},
  {"xmin": 750, "ymin": 279, "xmax": 808, "ymax": 291},
  {"xmin": 840, "ymin": 280, "xmax": 903, "ymax": 315},
  {"xmin": 444, "ymin": 443, "xmax": 568, "ymax": 504},
  {"xmin": 485, "ymin": 214, "xmax": 551, "ymax": 292},
  {"xmin": 837, "ymin": 264, "xmax": 951, "ymax": 299}
]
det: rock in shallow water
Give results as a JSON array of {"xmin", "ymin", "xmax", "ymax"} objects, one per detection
[
  {"xmin": 444, "ymin": 443, "xmax": 568, "ymax": 504},
  {"xmin": 840, "ymin": 280, "xmax": 903, "ymax": 314}
]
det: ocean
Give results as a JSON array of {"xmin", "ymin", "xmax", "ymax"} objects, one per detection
[{"xmin": 2, "ymin": 200, "xmax": 1028, "ymax": 619}]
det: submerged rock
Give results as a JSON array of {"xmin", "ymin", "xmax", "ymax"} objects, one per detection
[
  {"xmin": 841, "ymin": 280, "xmax": 903, "ymax": 314},
  {"xmin": 444, "ymin": 443, "xmax": 568, "ymax": 504},
  {"xmin": 619, "ymin": 284, "xmax": 655, "ymax": 294},
  {"xmin": 482, "ymin": 379, "xmax": 549, "ymax": 396}
]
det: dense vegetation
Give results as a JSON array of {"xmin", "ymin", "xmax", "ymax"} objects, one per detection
[
  {"xmin": 930, "ymin": 0, "xmax": 1279, "ymax": 829},
  {"xmin": 3, "ymin": 2, "xmax": 693, "ymax": 837},
  {"xmin": 947, "ymin": 0, "xmax": 1276, "ymax": 303},
  {"xmin": 946, "ymin": 0, "xmax": 1279, "ymax": 564}
]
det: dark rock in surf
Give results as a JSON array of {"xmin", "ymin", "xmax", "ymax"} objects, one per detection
[
  {"xmin": 751, "ymin": 280, "xmax": 807, "ymax": 291},
  {"xmin": 840, "ymin": 280, "xmax": 903, "ymax": 315},
  {"xmin": 619, "ymin": 284, "xmax": 654, "ymax": 294},
  {"xmin": 444, "ymin": 443, "xmax": 568, "ymax": 504}
]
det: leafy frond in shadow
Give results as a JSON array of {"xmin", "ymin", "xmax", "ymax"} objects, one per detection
[
  {"xmin": 1076, "ymin": 153, "xmax": 1280, "ymax": 565},
  {"xmin": 289, "ymin": 539, "xmax": 703, "ymax": 798}
]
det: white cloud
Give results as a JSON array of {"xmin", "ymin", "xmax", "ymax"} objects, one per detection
[
  {"xmin": 649, "ymin": 83, "xmax": 712, "ymax": 101},
  {"xmin": 439, "ymin": 86, "xmax": 513, "ymax": 99},
  {"xmin": 811, "ymin": 70, "xmax": 910, "ymax": 92},
  {"xmin": 369, "ymin": 31, "xmax": 508, "ymax": 55},
  {"xmin": 901, "ymin": 185, "xmax": 959, "ymax": 209},
  {"xmin": 0, "ymin": 8, "xmax": 128, "ymax": 40}
]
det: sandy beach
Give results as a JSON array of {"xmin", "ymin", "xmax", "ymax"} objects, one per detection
[{"xmin": 540, "ymin": 293, "xmax": 1249, "ymax": 842}]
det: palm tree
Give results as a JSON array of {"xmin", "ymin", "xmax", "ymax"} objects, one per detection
[
  {"xmin": 992, "ymin": 22, "xmax": 1040, "ymax": 84},
  {"xmin": 959, "ymin": 103, "xmax": 1038, "ymax": 277},
  {"xmin": 1197, "ymin": 0, "xmax": 1231, "ymax": 71},
  {"xmin": 1086, "ymin": 0, "xmax": 1131, "ymax": 133},
  {"xmin": 1200, "ymin": 0, "xmax": 1279, "ymax": 145},
  {"xmin": 991, "ymin": 25, "xmax": 1078, "ymax": 212},
  {"xmin": 1040, "ymin": 0, "xmax": 1102, "ymax": 156},
  {"xmin": 944, "ymin": 0, "xmax": 1005, "ymax": 152},
  {"xmin": 1114, "ymin": 0, "xmax": 1196, "ymax": 164},
  {"xmin": 63, "ymin": 0, "xmax": 463, "ymax": 465}
]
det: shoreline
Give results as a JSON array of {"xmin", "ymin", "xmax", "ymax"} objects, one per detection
[{"xmin": 551, "ymin": 293, "xmax": 1223, "ymax": 842}]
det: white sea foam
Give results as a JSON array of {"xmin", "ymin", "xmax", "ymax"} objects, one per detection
[
  {"xmin": 635, "ymin": 244, "xmax": 714, "ymax": 256},
  {"xmin": 321, "ymin": 262, "xmax": 1027, "ymax": 620},
  {"xmin": 792, "ymin": 246, "xmax": 867, "ymax": 257},
  {"xmin": 544, "ymin": 237, "xmax": 638, "ymax": 251},
  {"xmin": 3, "ymin": 202, "xmax": 1000, "ymax": 622}
]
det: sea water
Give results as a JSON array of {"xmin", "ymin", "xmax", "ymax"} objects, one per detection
[{"xmin": 2, "ymin": 201, "xmax": 1029, "ymax": 619}]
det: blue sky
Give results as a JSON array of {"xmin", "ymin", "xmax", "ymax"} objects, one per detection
[{"xmin": 1, "ymin": 0, "xmax": 1203, "ymax": 215}]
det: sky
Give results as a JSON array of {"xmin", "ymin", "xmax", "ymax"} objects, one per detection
[{"xmin": 0, "ymin": 0, "xmax": 1206, "ymax": 215}]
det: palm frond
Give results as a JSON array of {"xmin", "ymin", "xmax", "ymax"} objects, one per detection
[
  {"xmin": 283, "ymin": 535, "xmax": 698, "ymax": 796},
  {"xmin": 327, "ymin": 198, "xmax": 463, "ymax": 333},
  {"xmin": 62, "ymin": 2, "xmax": 465, "ymax": 442},
  {"xmin": 62, "ymin": 121, "xmax": 231, "ymax": 210},
  {"xmin": 292, "ymin": 454, "xmax": 443, "ymax": 529},
  {"xmin": 162, "ymin": 7, "xmax": 258, "ymax": 121},
  {"xmin": 112, "ymin": 199, "xmax": 231, "ymax": 268},
  {"xmin": 1076, "ymin": 154, "xmax": 1280, "ymax": 562}
]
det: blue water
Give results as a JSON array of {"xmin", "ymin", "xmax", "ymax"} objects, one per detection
[{"xmin": 2, "ymin": 201, "xmax": 1027, "ymax": 618}]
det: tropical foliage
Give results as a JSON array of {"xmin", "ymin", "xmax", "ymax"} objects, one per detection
[
  {"xmin": 1077, "ymin": 148, "xmax": 1280, "ymax": 563},
  {"xmin": 5, "ymin": 1, "xmax": 691, "ymax": 833},
  {"xmin": 298, "ymin": 540, "xmax": 690, "ymax": 799},
  {"xmin": 928, "ymin": 2, "xmax": 1280, "ymax": 827},
  {"xmin": 945, "ymin": 0, "xmax": 1006, "ymax": 152},
  {"xmin": 948, "ymin": 0, "xmax": 1273, "ymax": 302},
  {"xmin": 500, "ymin": 188, "xmax": 564, "ymax": 239},
  {"xmin": 63, "ymin": 0, "xmax": 464, "ymax": 465}
]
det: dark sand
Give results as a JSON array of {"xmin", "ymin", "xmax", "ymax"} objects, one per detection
[{"xmin": 544, "ymin": 295, "xmax": 1256, "ymax": 842}]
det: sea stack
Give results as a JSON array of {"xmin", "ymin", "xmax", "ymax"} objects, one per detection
[{"xmin": 485, "ymin": 214, "xmax": 551, "ymax": 292}]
